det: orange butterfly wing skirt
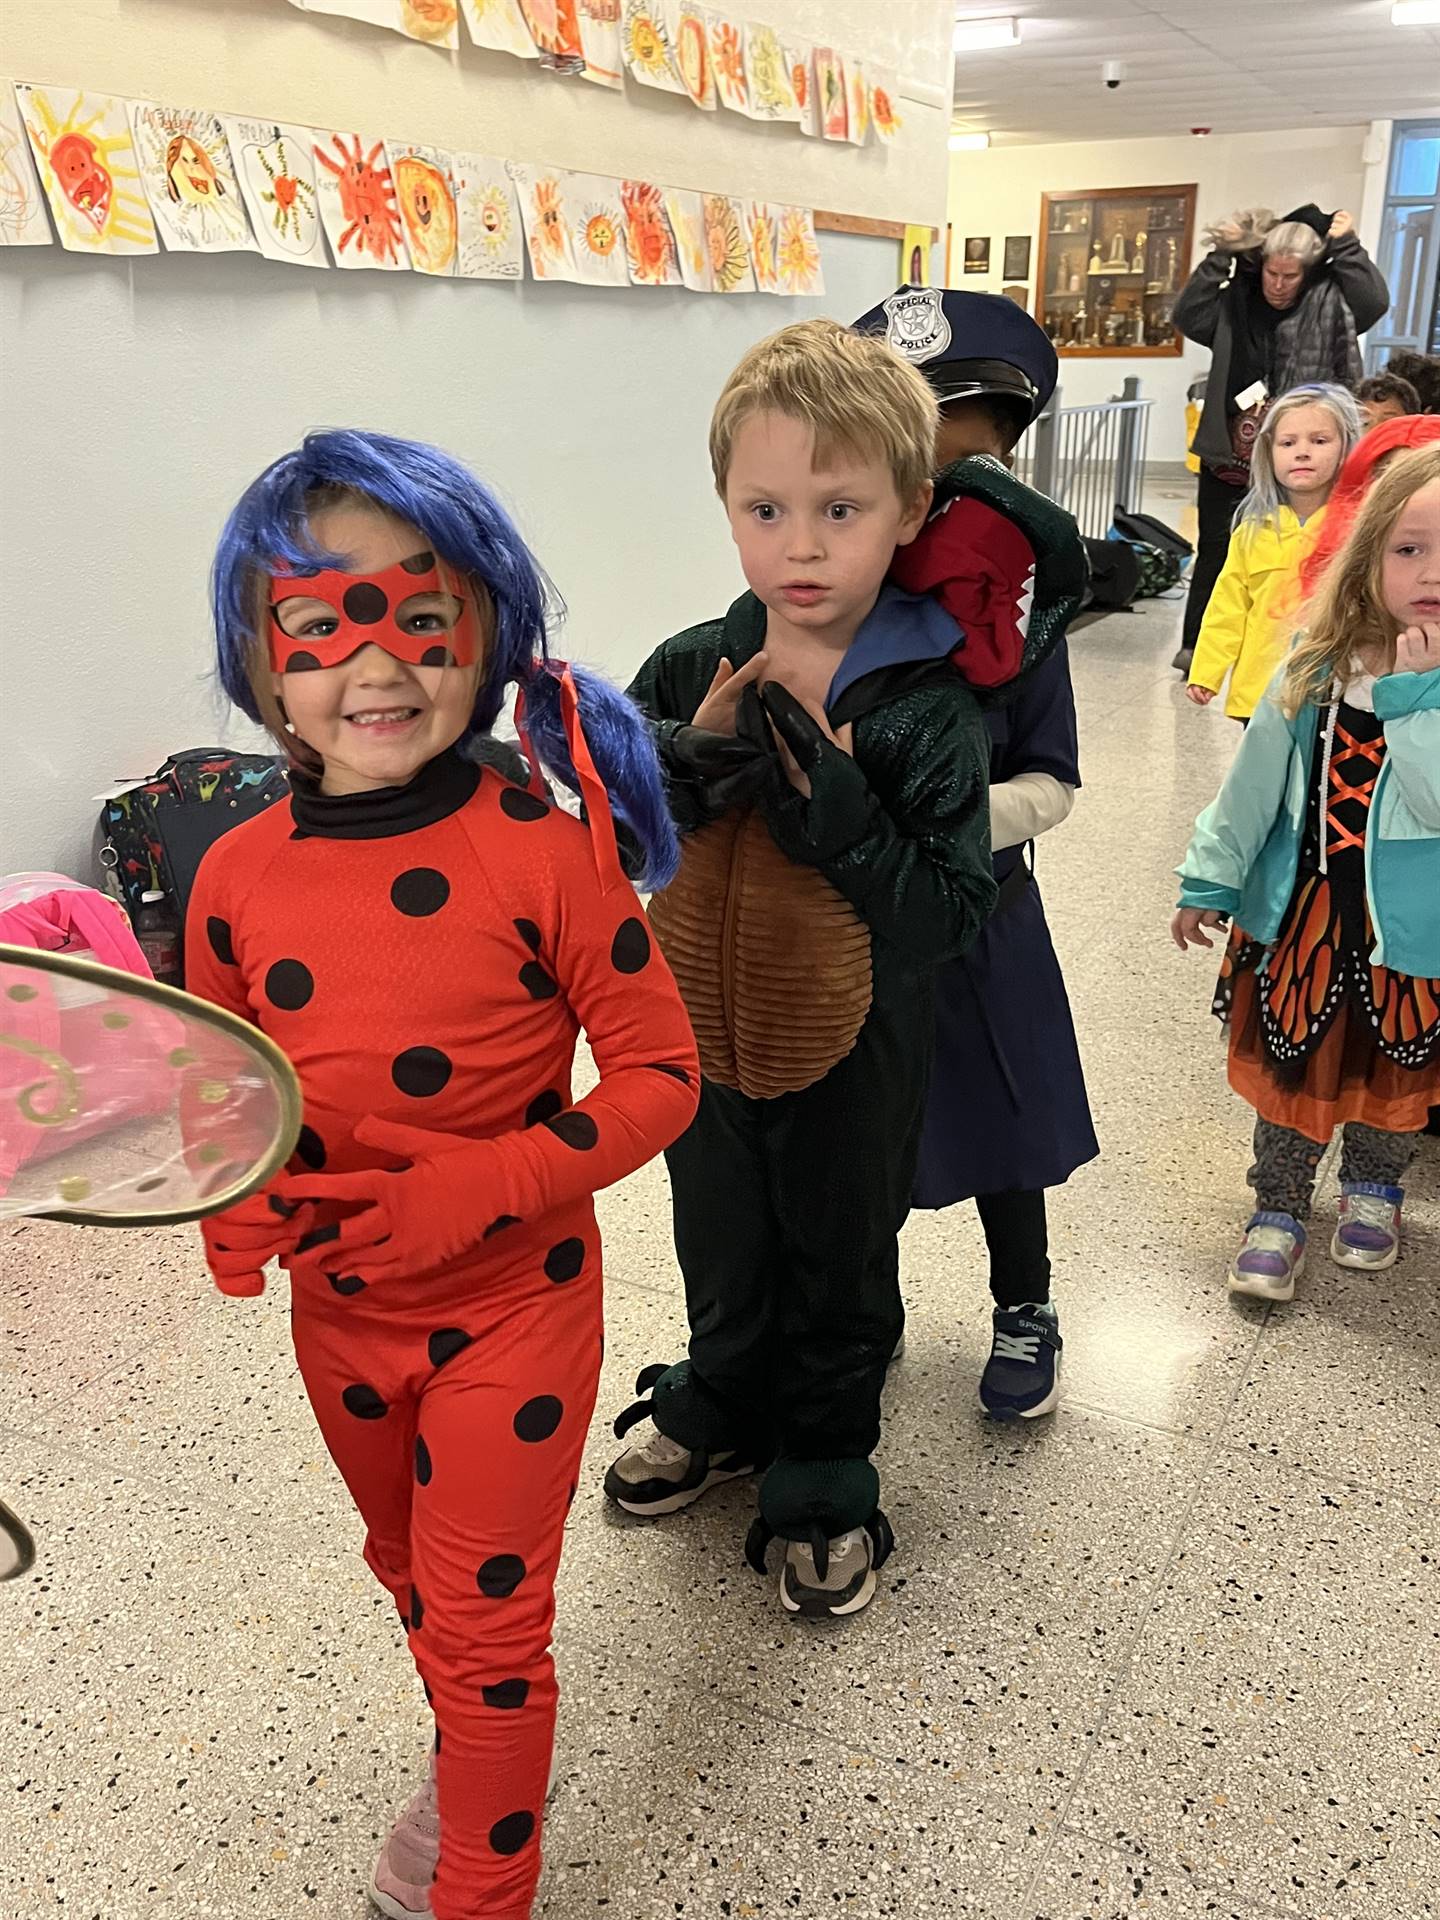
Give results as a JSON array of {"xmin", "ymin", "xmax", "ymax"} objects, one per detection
[{"xmin": 1219, "ymin": 872, "xmax": 1440, "ymax": 1143}]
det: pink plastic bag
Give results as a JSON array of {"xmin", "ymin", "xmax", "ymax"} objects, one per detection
[{"xmin": 0, "ymin": 876, "xmax": 178, "ymax": 1182}]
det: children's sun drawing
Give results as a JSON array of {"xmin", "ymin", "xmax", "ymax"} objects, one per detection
[
  {"xmin": 20, "ymin": 88, "xmax": 155, "ymax": 250},
  {"xmin": 316, "ymin": 133, "xmax": 405, "ymax": 266}
]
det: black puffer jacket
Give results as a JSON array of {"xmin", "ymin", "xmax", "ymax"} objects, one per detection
[{"xmin": 1176, "ymin": 205, "xmax": 1389, "ymax": 469}]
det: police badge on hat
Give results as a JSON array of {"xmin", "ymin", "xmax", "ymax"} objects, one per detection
[{"xmin": 881, "ymin": 286, "xmax": 952, "ymax": 364}]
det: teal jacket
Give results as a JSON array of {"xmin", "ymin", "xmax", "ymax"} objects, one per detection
[{"xmin": 1176, "ymin": 663, "xmax": 1440, "ymax": 978}]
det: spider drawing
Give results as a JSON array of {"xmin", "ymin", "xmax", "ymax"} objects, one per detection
[{"xmin": 316, "ymin": 133, "xmax": 404, "ymax": 265}]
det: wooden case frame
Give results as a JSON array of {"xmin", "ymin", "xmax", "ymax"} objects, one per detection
[{"xmin": 1035, "ymin": 183, "xmax": 1196, "ymax": 358}]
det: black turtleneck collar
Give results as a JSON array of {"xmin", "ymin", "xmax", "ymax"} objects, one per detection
[{"xmin": 289, "ymin": 748, "xmax": 481, "ymax": 840}]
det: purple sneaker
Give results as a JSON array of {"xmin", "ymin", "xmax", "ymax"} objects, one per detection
[
  {"xmin": 1331, "ymin": 1183, "xmax": 1402, "ymax": 1271},
  {"xmin": 1227, "ymin": 1211, "xmax": 1305, "ymax": 1301}
]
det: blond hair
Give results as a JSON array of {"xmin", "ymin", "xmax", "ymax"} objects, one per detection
[
  {"xmin": 709, "ymin": 317, "xmax": 938, "ymax": 502},
  {"xmin": 1279, "ymin": 443, "xmax": 1440, "ymax": 717}
]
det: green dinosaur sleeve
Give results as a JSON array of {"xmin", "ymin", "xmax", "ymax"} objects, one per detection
[
  {"xmin": 627, "ymin": 622, "xmax": 728, "ymax": 836},
  {"xmin": 760, "ymin": 682, "xmax": 997, "ymax": 966}
]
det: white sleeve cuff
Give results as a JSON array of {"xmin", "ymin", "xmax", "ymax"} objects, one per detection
[{"xmin": 989, "ymin": 772, "xmax": 1077, "ymax": 852}]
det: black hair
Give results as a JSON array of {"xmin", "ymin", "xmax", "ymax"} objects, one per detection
[
  {"xmin": 939, "ymin": 393, "xmax": 1029, "ymax": 455},
  {"xmin": 1356, "ymin": 371, "xmax": 1422, "ymax": 413},
  {"xmin": 1386, "ymin": 351, "xmax": 1440, "ymax": 414}
]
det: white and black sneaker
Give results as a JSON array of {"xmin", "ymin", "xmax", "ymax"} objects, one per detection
[
  {"xmin": 604, "ymin": 1428, "xmax": 757, "ymax": 1517},
  {"xmin": 747, "ymin": 1513, "xmax": 896, "ymax": 1619}
]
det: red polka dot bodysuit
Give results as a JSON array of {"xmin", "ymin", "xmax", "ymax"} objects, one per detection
[{"xmin": 185, "ymin": 747, "xmax": 699, "ymax": 1920}]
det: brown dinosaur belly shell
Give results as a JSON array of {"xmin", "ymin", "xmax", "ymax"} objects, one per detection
[{"xmin": 646, "ymin": 810, "xmax": 873, "ymax": 1099}]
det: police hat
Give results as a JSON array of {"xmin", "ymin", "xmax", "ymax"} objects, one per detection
[{"xmin": 854, "ymin": 286, "xmax": 1058, "ymax": 425}]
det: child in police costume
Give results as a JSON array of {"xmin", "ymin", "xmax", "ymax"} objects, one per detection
[{"xmin": 855, "ymin": 286, "xmax": 1097, "ymax": 1421}]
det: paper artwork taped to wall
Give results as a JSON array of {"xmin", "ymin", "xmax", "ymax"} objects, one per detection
[
  {"xmin": 846, "ymin": 58, "xmax": 871, "ymax": 145},
  {"xmin": 510, "ymin": 162, "xmax": 580, "ymax": 281},
  {"xmin": 287, "ymin": 0, "xmax": 399, "ymax": 32},
  {"xmin": 620, "ymin": 179, "xmax": 679, "ymax": 285},
  {"xmin": 314, "ymin": 131, "xmax": 410, "ymax": 268},
  {"xmin": 744, "ymin": 24, "xmax": 797, "ymax": 121},
  {"xmin": 130, "ymin": 103, "xmax": 255, "ymax": 253},
  {"xmin": 518, "ymin": 0, "xmax": 585, "ymax": 65},
  {"xmin": 453, "ymin": 150, "xmax": 524, "ymax": 278},
  {"xmin": 0, "ymin": 82, "xmax": 52, "ymax": 245},
  {"xmin": 390, "ymin": 145, "xmax": 458, "ymax": 275},
  {"xmin": 785, "ymin": 44, "xmax": 818, "ymax": 138},
  {"xmin": 708, "ymin": 13, "xmax": 750, "ymax": 115},
  {"xmin": 287, "ymin": 0, "xmax": 458, "ymax": 46},
  {"xmin": 18, "ymin": 85, "xmax": 158, "ymax": 254},
  {"xmin": 460, "ymin": 0, "xmax": 541, "ymax": 56},
  {"xmin": 400, "ymin": 0, "xmax": 461, "ymax": 43},
  {"xmin": 745, "ymin": 200, "xmax": 780, "ymax": 294},
  {"xmin": 563, "ymin": 172, "xmax": 630, "ymax": 286},
  {"xmin": 702, "ymin": 192, "xmax": 755, "ymax": 294},
  {"xmin": 814, "ymin": 48, "xmax": 848, "ymax": 142},
  {"xmin": 777, "ymin": 204, "xmax": 823, "ymax": 296},
  {"xmin": 576, "ymin": 0, "xmax": 623, "ymax": 87},
  {"xmin": 621, "ymin": 1, "xmax": 684, "ymax": 93},
  {"xmin": 663, "ymin": 188, "xmax": 712, "ymax": 293},
  {"xmin": 869, "ymin": 69, "xmax": 902, "ymax": 144},
  {"xmin": 225, "ymin": 118, "xmax": 326, "ymax": 267},
  {"xmin": 673, "ymin": 7, "xmax": 716, "ymax": 109}
]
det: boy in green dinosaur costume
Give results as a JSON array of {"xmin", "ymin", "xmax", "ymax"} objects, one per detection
[{"xmin": 605, "ymin": 317, "xmax": 1075, "ymax": 1617}]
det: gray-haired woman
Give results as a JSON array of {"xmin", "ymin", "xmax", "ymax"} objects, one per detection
[{"xmin": 1171, "ymin": 204, "xmax": 1388, "ymax": 670}]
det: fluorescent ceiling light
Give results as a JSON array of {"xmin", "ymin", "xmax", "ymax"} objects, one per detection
[
  {"xmin": 953, "ymin": 15, "xmax": 1020, "ymax": 51},
  {"xmin": 1391, "ymin": 1, "xmax": 1440, "ymax": 20},
  {"xmin": 949, "ymin": 131, "xmax": 992, "ymax": 149}
]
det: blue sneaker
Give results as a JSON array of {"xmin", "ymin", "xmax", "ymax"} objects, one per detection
[
  {"xmin": 1228, "ymin": 1211, "xmax": 1305, "ymax": 1301},
  {"xmin": 979, "ymin": 1301, "xmax": 1062, "ymax": 1420},
  {"xmin": 1331, "ymin": 1183, "xmax": 1402, "ymax": 1271}
]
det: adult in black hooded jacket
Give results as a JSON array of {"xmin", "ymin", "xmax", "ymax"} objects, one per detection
[{"xmin": 1171, "ymin": 204, "xmax": 1388, "ymax": 670}]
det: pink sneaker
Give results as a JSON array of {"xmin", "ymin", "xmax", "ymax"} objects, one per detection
[
  {"xmin": 369, "ymin": 1762, "xmax": 438, "ymax": 1920},
  {"xmin": 367, "ymin": 1745, "xmax": 559, "ymax": 1917}
]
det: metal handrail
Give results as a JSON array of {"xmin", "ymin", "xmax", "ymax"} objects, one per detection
[{"xmin": 1013, "ymin": 376, "xmax": 1152, "ymax": 538}]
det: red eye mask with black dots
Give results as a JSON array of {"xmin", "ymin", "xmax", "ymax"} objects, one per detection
[{"xmin": 268, "ymin": 550, "xmax": 478, "ymax": 674}]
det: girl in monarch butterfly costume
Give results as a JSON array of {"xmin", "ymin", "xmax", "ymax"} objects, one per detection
[{"xmin": 1174, "ymin": 444, "xmax": 1440, "ymax": 1301}]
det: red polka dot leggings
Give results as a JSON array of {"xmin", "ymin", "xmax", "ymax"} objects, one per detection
[{"xmin": 289, "ymin": 1203, "xmax": 602, "ymax": 1920}]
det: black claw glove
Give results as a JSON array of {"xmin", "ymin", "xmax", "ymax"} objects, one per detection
[
  {"xmin": 656, "ymin": 715, "xmax": 775, "ymax": 821},
  {"xmin": 757, "ymin": 682, "xmax": 875, "ymax": 863}
]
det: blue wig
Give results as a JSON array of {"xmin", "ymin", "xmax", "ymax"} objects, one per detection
[{"xmin": 212, "ymin": 429, "xmax": 678, "ymax": 889}]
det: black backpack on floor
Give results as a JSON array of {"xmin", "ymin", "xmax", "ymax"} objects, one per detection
[
  {"xmin": 1080, "ymin": 535, "xmax": 1142, "ymax": 614},
  {"xmin": 1110, "ymin": 507, "xmax": 1193, "ymax": 597},
  {"xmin": 96, "ymin": 749, "xmax": 289, "ymax": 962}
]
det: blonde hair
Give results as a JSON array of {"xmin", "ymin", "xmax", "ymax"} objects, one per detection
[
  {"xmin": 1278, "ymin": 443, "xmax": 1440, "ymax": 717},
  {"xmin": 709, "ymin": 317, "xmax": 938, "ymax": 502}
]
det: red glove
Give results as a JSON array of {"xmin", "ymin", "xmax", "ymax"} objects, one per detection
[
  {"xmin": 277, "ymin": 1117, "xmax": 498, "ymax": 1286},
  {"xmin": 201, "ymin": 1188, "xmax": 316, "ymax": 1297}
]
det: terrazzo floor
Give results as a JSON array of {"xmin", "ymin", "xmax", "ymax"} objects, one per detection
[{"xmin": 5, "ymin": 589, "xmax": 1438, "ymax": 1920}]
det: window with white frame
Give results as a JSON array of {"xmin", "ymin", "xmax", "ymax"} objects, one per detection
[{"xmin": 1366, "ymin": 120, "xmax": 1440, "ymax": 372}]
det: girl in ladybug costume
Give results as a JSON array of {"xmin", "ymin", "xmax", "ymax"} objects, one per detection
[{"xmin": 189, "ymin": 430, "xmax": 699, "ymax": 1920}]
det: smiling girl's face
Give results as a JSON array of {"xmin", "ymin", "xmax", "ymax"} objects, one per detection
[{"xmin": 271, "ymin": 502, "xmax": 482, "ymax": 796}]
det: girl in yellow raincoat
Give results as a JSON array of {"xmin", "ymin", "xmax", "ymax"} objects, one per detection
[{"xmin": 1187, "ymin": 384, "xmax": 1361, "ymax": 722}]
